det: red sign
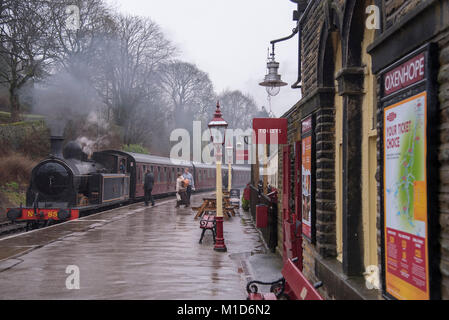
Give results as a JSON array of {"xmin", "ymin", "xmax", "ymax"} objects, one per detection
[
  {"xmin": 253, "ymin": 118, "xmax": 288, "ymax": 144},
  {"xmin": 302, "ymin": 117, "xmax": 312, "ymax": 134},
  {"xmin": 384, "ymin": 53, "xmax": 425, "ymax": 96}
]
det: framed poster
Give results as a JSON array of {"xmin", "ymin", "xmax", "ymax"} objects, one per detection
[
  {"xmin": 384, "ymin": 92, "xmax": 429, "ymax": 300},
  {"xmin": 301, "ymin": 115, "xmax": 315, "ymax": 242},
  {"xmin": 380, "ymin": 43, "xmax": 438, "ymax": 300}
]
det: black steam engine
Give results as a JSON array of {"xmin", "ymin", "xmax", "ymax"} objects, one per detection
[{"xmin": 7, "ymin": 136, "xmax": 130, "ymax": 229}]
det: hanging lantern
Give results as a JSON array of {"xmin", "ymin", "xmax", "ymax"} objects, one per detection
[{"xmin": 259, "ymin": 49, "xmax": 288, "ymax": 97}]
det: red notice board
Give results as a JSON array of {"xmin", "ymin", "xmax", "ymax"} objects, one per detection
[{"xmin": 253, "ymin": 118, "xmax": 288, "ymax": 144}]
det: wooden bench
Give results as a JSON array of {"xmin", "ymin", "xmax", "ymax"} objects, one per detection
[
  {"xmin": 246, "ymin": 258, "xmax": 323, "ymax": 300},
  {"xmin": 199, "ymin": 214, "xmax": 216, "ymax": 244}
]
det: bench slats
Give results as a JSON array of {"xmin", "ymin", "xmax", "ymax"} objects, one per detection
[{"xmin": 281, "ymin": 260, "xmax": 323, "ymax": 300}]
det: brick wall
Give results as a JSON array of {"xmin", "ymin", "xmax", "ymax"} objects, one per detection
[
  {"xmin": 301, "ymin": 2, "xmax": 324, "ymax": 94},
  {"xmin": 438, "ymin": 32, "xmax": 449, "ymax": 300},
  {"xmin": 384, "ymin": 0, "xmax": 423, "ymax": 28}
]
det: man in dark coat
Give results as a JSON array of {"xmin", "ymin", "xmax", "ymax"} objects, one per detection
[{"xmin": 144, "ymin": 169, "xmax": 155, "ymax": 207}]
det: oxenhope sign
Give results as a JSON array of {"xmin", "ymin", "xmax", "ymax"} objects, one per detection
[
  {"xmin": 253, "ymin": 118, "xmax": 288, "ymax": 144},
  {"xmin": 384, "ymin": 52, "xmax": 425, "ymax": 96}
]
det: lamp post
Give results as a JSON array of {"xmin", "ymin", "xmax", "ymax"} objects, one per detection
[
  {"xmin": 208, "ymin": 101, "xmax": 228, "ymax": 252},
  {"xmin": 226, "ymin": 140, "xmax": 233, "ymax": 192}
]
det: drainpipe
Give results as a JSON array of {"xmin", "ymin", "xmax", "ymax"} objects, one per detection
[{"xmin": 289, "ymin": 0, "xmax": 314, "ymax": 93}]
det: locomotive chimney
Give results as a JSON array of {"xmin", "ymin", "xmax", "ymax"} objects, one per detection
[{"xmin": 50, "ymin": 136, "xmax": 64, "ymax": 158}]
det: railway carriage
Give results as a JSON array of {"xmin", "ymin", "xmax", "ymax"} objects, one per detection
[
  {"xmin": 5, "ymin": 137, "xmax": 251, "ymax": 229},
  {"xmin": 192, "ymin": 162, "xmax": 216, "ymax": 190}
]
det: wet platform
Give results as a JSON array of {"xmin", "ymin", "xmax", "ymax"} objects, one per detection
[{"xmin": 0, "ymin": 192, "xmax": 282, "ymax": 300}]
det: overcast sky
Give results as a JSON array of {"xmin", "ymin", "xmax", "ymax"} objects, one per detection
[{"xmin": 105, "ymin": 0, "xmax": 301, "ymax": 117}]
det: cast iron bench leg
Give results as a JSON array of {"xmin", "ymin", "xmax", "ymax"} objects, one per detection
[{"xmin": 199, "ymin": 229, "xmax": 206, "ymax": 244}]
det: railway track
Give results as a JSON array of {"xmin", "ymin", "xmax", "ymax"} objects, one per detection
[
  {"xmin": 0, "ymin": 221, "xmax": 27, "ymax": 238},
  {"xmin": 0, "ymin": 191, "xmax": 207, "ymax": 239}
]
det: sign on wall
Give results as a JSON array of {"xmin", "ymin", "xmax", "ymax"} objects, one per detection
[
  {"xmin": 301, "ymin": 116, "xmax": 314, "ymax": 241},
  {"xmin": 384, "ymin": 92, "xmax": 429, "ymax": 300},
  {"xmin": 253, "ymin": 118, "xmax": 288, "ymax": 145},
  {"xmin": 381, "ymin": 44, "xmax": 437, "ymax": 300}
]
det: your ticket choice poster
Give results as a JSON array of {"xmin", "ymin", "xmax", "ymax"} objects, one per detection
[{"xmin": 383, "ymin": 92, "xmax": 430, "ymax": 300}]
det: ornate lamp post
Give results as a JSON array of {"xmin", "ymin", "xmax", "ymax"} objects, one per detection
[
  {"xmin": 208, "ymin": 101, "xmax": 228, "ymax": 252},
  {"xmin": 226, "ymin": 140, "xmax": 233, "ymax": 192}
]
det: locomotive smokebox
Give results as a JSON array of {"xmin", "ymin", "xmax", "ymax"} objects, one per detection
[{"xmin": 50, "ymin": 136, "xmax": 64, "ymax": 158}]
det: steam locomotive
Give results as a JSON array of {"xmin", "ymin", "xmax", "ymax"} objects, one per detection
[{"xmin": 6, "ymin": 136, "xmax": 251, "ymax": 229}]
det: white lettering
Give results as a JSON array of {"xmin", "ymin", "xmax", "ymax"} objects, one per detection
[{"xmin": 65, "ymin": 265, "xmax": 80, "ymax": 290}]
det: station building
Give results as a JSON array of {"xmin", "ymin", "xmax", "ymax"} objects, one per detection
[{"xmin": 276, "ymin": 0, "xmax": 449, "ymax": 299}]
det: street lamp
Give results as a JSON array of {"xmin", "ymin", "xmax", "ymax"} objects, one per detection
[
  {"xmin": 259, "ymin": 0, "xmax": 309, "ymax": 95},
  {"xmin": 208, "ymin": 101, "xmax": 228, "ymax": 252},
  {"xmin": 226, "ymin": 140, "xmax": 233, "ymax": 192}
]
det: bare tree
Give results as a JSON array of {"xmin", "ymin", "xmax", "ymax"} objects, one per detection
[
  {"xmin": 157, "ymin": 60, "xmax": 216, "ymax": 130},
  {"xmin": 0, "ymin": 0, "xmax": 57, "ymax": 122},
  {"xmin": 49, "ymin": 0, "xmax": 114, "ymax": 76},
  {"xmin": 97, "ymin": 14, "xmax": 175, "ymax": 144},
  {"xmin": 218, "ymin": 90, "xmax": 261, "ymax": 130}
]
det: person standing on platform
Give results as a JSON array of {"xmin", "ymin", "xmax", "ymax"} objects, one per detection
[
  {"xmin": 176, "ymin": 172, "xmax": 188, "ymax": 208},
  {"xmin": 182, "ymin": 168, "xmax": 195, "ymax": 207},
  {"xmin": 144, "ymin": 169, "xmax": 155, "ymax": 207}
]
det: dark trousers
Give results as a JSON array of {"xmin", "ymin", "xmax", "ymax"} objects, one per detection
[
  {"xmin": 145, "ymin": 188, "xmax": 154, "ymax": 206},
  {"xmin": 186, "ymin": 185, "xmax": 192, "ymax": 205},
  {"xmin": 176, "ymin": 191, "xmax": 188, "ymax": 207}
]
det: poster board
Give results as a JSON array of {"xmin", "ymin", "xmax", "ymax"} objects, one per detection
[
  {"xmin": 301, "ymin": 115, "xmax": 315, "ymax": 242},
  {"xmin": 380, "ymin": 44, "xmax": 438, "ymax": 300}
]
